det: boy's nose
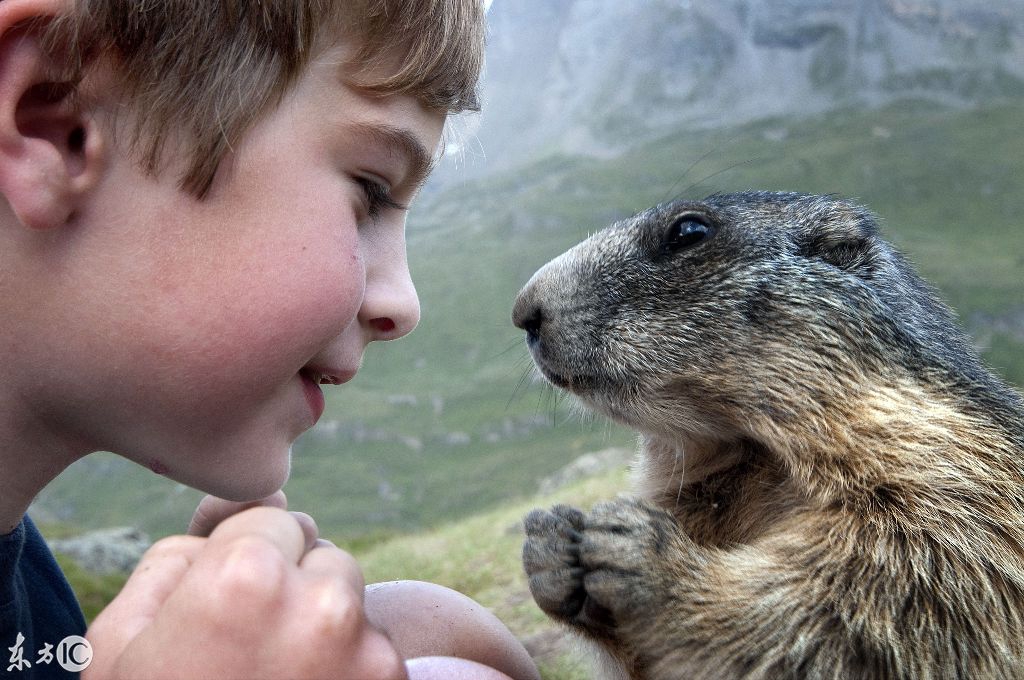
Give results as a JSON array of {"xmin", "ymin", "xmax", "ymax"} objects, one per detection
[{"xmin": 360, "ymin": 252, "xmax": 420, "ymax": 342}]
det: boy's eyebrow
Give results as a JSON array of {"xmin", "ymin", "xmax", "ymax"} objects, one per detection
[{"xmin": 351, "ymin": 122, "xmax": 436, "ymax": 190}]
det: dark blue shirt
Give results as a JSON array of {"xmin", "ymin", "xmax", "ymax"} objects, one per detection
[{"xmin": 1, "ymin": 516, "xmax": 86, "ymax": 679}]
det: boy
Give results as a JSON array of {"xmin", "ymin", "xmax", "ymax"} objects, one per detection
[{"xmin": 0, "ymin": 0, "xmax": 538, "ymax": 678}]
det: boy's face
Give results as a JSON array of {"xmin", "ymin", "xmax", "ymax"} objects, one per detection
[{"xmin": 27, "ymin": 47, "xmax": 444, "ymax": 500}]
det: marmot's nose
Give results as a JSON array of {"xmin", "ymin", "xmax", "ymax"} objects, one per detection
[{"xmin": 512, "ymin": 289, "xmax": 545, "ymax": 345}]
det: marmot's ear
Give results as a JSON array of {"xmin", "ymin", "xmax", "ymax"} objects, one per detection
[
  {"xmin": 795, "ymin": 210, "xmax": 880, "ymax": 274},
  {"xmin": 797, "ymin": 235, "xmax": 870, "ymax": 271},
  {"xmin": 0, "ymin": 0, "xmax": 105, "ymax": 231}
]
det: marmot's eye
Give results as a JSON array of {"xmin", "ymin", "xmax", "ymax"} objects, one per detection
[{"xmin": 662, "ymin": 216, "xmax": 714, "ymax": 253}]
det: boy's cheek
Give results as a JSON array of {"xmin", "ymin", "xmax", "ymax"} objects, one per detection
[
  {"xmin": 138, "ymin": 257, "xmax": 363, "ymax": 374},
  {"xmin": 87, "ymin": 364, "xmax": 301, "ymax": 496},
  {"xmin": 39, "ymin": 272, "xmax": 361, "ymax": 457}
]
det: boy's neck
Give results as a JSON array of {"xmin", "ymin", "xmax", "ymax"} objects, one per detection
[{"xmin": 0, "ymin": 402, "xmax": 84, "ymax": 535}]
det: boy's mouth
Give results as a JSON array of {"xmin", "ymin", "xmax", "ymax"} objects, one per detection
[
  {"xmin": 301, "ymin": 366, "xmax": 357, "ymax": 386},
  {"xmin": 299, "ymin": 369, "xmax": 327, "ymax": 424},
  {"xmin": 298, "ymin": 366, "xmax": 357, "ymax": 424}
]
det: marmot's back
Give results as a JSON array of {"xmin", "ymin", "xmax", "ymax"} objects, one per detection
[{"xmin": 517, "ymin": 191, "xmax": 1024, "ymax": 679}]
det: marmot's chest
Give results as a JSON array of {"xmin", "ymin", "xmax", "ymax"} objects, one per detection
[{"xmin": 652, "ymin": 462, "xmax": 800, "ymax": 547}]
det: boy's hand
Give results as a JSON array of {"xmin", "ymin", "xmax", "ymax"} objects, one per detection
[
  {"xmin": 187, "ymin": 491, "xmax": 323, "ymax": 550},
  {"xmin": 84, "ymin": 507, "xmax": 407, "ymax": 679}
]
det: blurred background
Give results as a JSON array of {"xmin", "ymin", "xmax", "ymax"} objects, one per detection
[{"xmin": 37, "ymin": 1, "xmax": 1024, "ymax": 673}]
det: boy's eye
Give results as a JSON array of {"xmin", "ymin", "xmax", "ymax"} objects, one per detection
[{"xmin": 356, "ymin": 177, "xmax": 407, "ymax": 220}]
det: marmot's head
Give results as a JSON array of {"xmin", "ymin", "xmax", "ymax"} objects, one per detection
[{"xmin": 513, "ymin": 191, "xmax": 979, "ymax": 443}]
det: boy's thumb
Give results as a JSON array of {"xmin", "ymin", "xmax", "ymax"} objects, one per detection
[{"xmin": 187, "ymin": 491, "xmax": 288, "ymax": 537}]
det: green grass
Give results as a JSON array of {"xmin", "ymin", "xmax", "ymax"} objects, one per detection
[
  {"xmin": 52, "ymin": 553, "xmax": 128, "ymax": 624},
  {"xmin": 35, "ymin": 98, "xmax": 1024, "ymax": 546},
  {"xmin": 352, "ymin": 466, "xmax": 632, "ymax": 680}
]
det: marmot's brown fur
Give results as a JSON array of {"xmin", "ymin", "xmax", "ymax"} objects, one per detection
[{"xmin": 513, "ymin": 192, "xmax": 1024, "ymax": 679}]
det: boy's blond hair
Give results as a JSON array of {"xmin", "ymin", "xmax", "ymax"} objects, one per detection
[{"xmin": 43, "ymin": 0, "xmax": 486, "ymax": 197}]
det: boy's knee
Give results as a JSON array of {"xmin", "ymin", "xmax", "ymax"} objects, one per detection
[
  {"xmin": 365, "ymin": 580, "xmax": 539, "ymax": 680},
  {"xmin": 407, "ymin": 656, "xmax": 520, "ymax": 680}
]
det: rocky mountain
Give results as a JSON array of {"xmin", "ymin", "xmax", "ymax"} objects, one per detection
[{"xmin": 465, "ymin": 0, "xmax": 1024, "ymax": 175}]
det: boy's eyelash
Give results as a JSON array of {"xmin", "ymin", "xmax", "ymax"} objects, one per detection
[{"xmin": 356, "ymin": 177, "xmax": 407, "ymax": 219}]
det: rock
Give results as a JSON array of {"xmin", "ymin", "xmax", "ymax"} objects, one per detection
[
  {"xmin": 443, "ymin": 431, "xmax": 472, "ymax": 446},
  {"xmin": 386, "ymin": 394, "xmax": 419, "ymax": 407},
  {"xmin": 50, "ymin": 527, "xmax": 151, "ymax": 575},
  {"xmin": 538, "ymin": 447, "xmax": 633, "ymax": 495}
]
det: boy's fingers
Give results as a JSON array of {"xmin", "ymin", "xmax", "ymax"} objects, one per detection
[
  {"xmin": 188, "ymin": 494, "xmax": 319, "ymax": 553},
  {"xmin": 187, "ymin": 491, "xmax": 288, "ymax": 536},
  {"xmin": 293, "ymin": 548, "xmax": 409, "ymax": 680},
  {"xmin": 299, "ymin": 543, "xmax": 366, "ymax": 594},
  {"xmin": 86, "ymin": 535, "xmax": 205, "ymax": 652},
  {"xmin": 289, "ymin": 511, "xmax": 320, "ymax": 553},
  {"xmin": 203, "ymin": 506, "xmax": 308, "ymax": 566}
]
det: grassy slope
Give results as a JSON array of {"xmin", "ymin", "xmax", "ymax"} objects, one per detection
[
  {"xmin": 35, "ymin": 99, "xmax": 1024, "ymax": 544},
  {"xmin": 352, "ymin": 466, "xmax": 632, "ymax": 680}
]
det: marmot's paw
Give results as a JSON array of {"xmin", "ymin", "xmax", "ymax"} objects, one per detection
[
  {"xmin": 579, "ymin": 497, "xmax": 680, "ymax": 620},
  {"xmin": 523, "ymin": 505, "xmax": 616, "ymax": 635},
  {"xmin": 524, "ymin": 498, "xmax": 684, "ymax": 637}
]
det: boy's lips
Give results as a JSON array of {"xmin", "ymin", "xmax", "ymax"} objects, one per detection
[
  {"xmin": 299, "ymin": 366, "xmax": 356, "ymax": 424},
  {"xmin": 301, "ymin": 372, "xmax": 325, "ymax": 423}
]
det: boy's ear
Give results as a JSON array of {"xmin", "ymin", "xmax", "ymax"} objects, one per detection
[{"xmin": 0, "ymin": 0, "xmax": 105, "ymax": 231}]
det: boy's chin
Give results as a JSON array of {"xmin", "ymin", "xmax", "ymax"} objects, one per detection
[{"xmin": 171, "ymin": 446, "xmax": 294, "ymax": 503}]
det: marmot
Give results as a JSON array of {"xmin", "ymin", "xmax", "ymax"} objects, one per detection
[{"xmin": 513, "ymin": 191, "xmax": 1024, "ymax": 679}]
